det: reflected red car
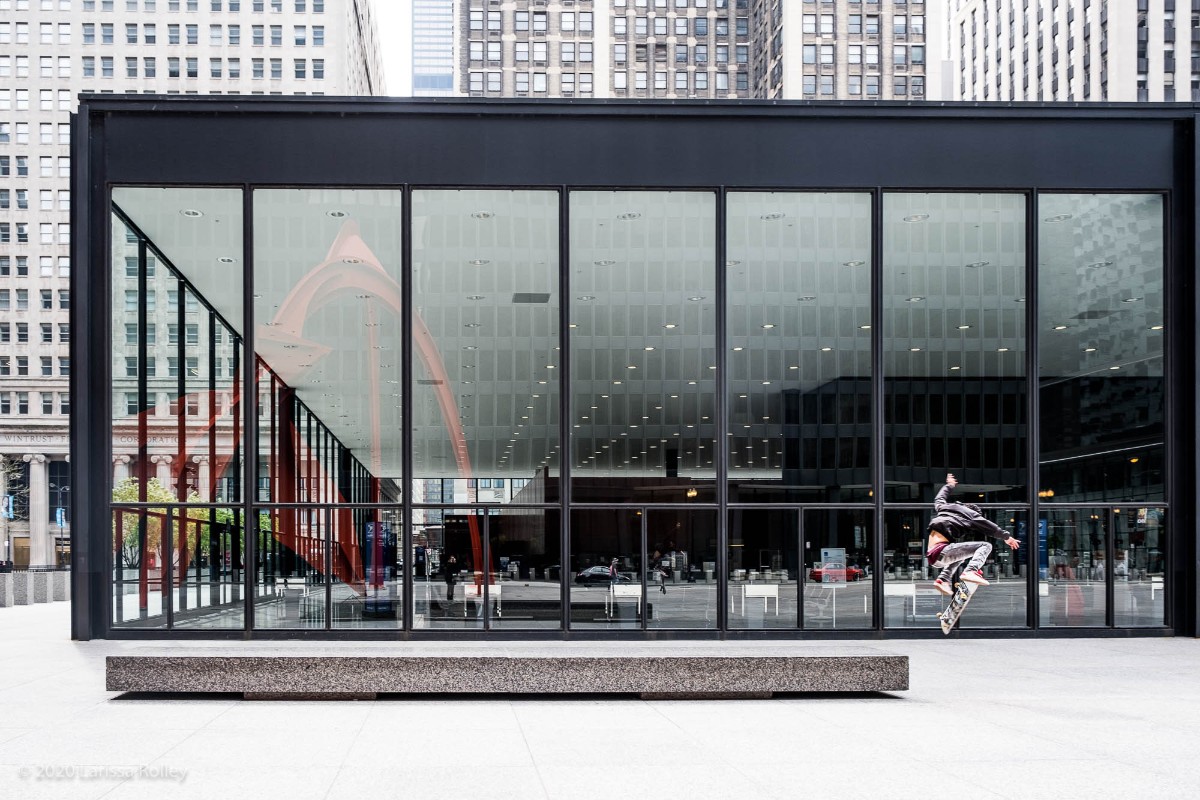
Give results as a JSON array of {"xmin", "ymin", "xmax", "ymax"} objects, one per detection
[{"xmin": 807, "ymin": 563, "xmax": 865, "ymax": 582}]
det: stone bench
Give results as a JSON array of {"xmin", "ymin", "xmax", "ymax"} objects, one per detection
[{"xmin": 107, "ymin": 643, "xmax": 908, "ymax": 700}]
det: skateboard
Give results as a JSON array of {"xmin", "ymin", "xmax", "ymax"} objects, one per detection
[{"xmin": 939, "ymin": 576, "xmax": 979, "ymax": 634}]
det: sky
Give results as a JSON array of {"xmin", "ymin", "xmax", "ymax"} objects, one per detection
[{"xmin": 372, "ymin": 0, "xmax": 412, "ymax": 96}]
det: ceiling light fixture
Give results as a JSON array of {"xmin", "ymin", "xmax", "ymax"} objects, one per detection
[
  {"xmin": 1053, "ymin": 325, "xmax": 1069, "ymax": 331},
  {"xmin": 903, "ymin": 214, "xmax": 929, "ymax": 223},
  {"xmin": 688, "ymin": 296, "xmax": 705, "ymax": 302},
  {"xmin": 327, "ymin": 210, "xmax": 347, "ymax": 219},
  {"xmin": 179, "ymin": 208, "xmax": 203, "ymax": 218},
  {"xmin": 1043, "ymin": 213, "xmax": 1073, "ymax": 223},
  {"xmin": 760, "ymin": 212, "xmax": 785, "ymax": 220},
  {"xmin": 965, "ymin": 261, "xmax": 990, "ymax": 268},
  {"xmin": 470, "ymin": 211, "xmax": 494, "ymax": 219},
  {"xmin": 617, "ymin": 212, "xmax": 641, "ymax": 221},
  {"xmin": 663, "ymin": 323, "xmax": 677, "ymax": 329},
  {"xmin": 726, "ymin": 260, "xmax": 742, "ymax": 267},
  {"xmin": 906, "ymin": 297, "xmax": 925, "ymax": 302},
  {"xmin": 761, "ymin": 323, "xmax": 775, "ymax": 329},
  {"xmin": 1121, "ymin": 297, "xmax": 1143, "ymax": 303},
  {"xmin": 843, "ymin": 260, "xmax": 865, "ymax": 268},
  {"xmin": 957, "ymin": 325, "xmax": 972, "ymax": 330},
  {"xmin": 216, "ymin": 256, "xmax": 237, "ymax": 264},
  {"xmin": 797, "ymin": 296, "xmax": 816, "ymax": 302},
  {"xmin": 467, "ymin": 295, "xmax": 485, "ymax": 301},
  {"xmin": 468, "ymin": 259, "xmax": 490, "ymax": 266},
  {"xmin": 577, "ymin": 295, "xmax": 596, "ymax": 301}
]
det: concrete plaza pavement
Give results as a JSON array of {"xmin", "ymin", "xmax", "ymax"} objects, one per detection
[{"xmin": 0, "ymin": 601, "xmax": 1196, "ymax": 800}]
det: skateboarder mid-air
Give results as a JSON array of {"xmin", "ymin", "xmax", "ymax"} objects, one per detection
[{"xmin": 927, "ymin": 473, "xmax": 1020, "ymax": 596}]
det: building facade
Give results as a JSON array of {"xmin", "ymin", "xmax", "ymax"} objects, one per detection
[
  {"xmin": 0, "ymin": 0, "xmax": 384, "ymax": 569},
  {"xmin": 413, "ymin": 0, "xmax": 455, "ymax": 96},
  {"xmin": 69, "ymin": 97, "xmax": 1197, "ymax": 640},
  {"xmin": 946, "ymin": 0, "xmax": 1192, "ymax": 102}
]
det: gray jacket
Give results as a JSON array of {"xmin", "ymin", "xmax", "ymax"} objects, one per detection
[{"xmin": 928, "ymin": 484, "xmax": 1011, "ymax": 541}]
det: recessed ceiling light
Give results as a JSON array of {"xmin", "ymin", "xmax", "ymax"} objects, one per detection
[
  {"xmin": 216, "ymin": 256, "xmax": 237, "ymax": 264},
  {"xmin": 1015, "ymin": 298, "xmax": 1026, "ymax": 303},
  {"xmin": 906, "ymin": 297, "xmax": 925, "ymax": 302},
  {"xmin": 732, "ymin": 346, "xmax": 744, "ymax": 352},
  {"xmin": 820, "ymin": 347, "xmax": 832, "ymax": 352},
  {"xmin": 859, "ymin": 325, "xmax": 871, "ymax": 330},
  {"xmin": 1043, "ymin": 213, "xmax": 1073, "ymax": 223},
  {"xmin": 1121, "ymin": 297, "xmax": 1143, "ymax": 303},
  {"xmin": 1087, "ymin": 261, "xmax": 1113, "ymax": 268},
  {"xmin": 997, "ymin": 347, "xmax": 1009, "ymax": 352},
  {"xmin": 688, "ymin": 296, "xmax": 705, "ymax": 302},
  {"xmin": 726, "ymin": 260, "xmax": 741, "ymax": 267},
  {"xmin": 1150, "ymin": 325, "xmax": 1164, "ymax": 331},
  {"xmin": 253, "ymin": 293, "xmax": 263, "ymax": 299},
  {"xmin": 762, "ymin": 381, "xmax": 771, "ymax": 385},
  {"xmin": 470, "ymin": 211, "xmax": 494, "ymax": 219},
  {"xmin": 903, "ymin": 214, "xmax": 929, "ymax": 223},
  {"xmin": 950, "ymin": 366, "xmax": 961, "ymax": 371},
  {"xmin": 644, "ymin": 346, "xmax": 655, "ymax": 351},
  {"xmin": 797, "ymin": 296, "xmax": 816, "ymax": 302},
  {"xmin": 1053, "ymin": 325, "xmax": 1069, "ymax": 331},
  {"xmin": 957, "ymin": 325, "xmax": 972, "ymax": 330},
  {"xmin": 627, "ymin": 365, "xmax": 637, "ymax": 370},
  {"xmin": 467, "ymin": 295, "xmax": 485, "ymax": 301},
  {"xmin": 1109, "ymin": 366, "xmax": 1121, "ymax": 370},
  {"xmin": 468, "ymin": 259, "xmax": 490, "ymax": 266},
  {"xmin": 910, "ymin": 347, "xmax": 921, "ymax": 352},
  {"xmin": 462, "ymin": 345, "xmax": 477, "ymax": 350},
  {"xmin": 464, "ymin": 323, "xmax": 481, "ymax": 328},
  {"xmin": 1084, "ymin": 347, "xmax": 1097, "ymax": 352},
  {"xmin": 843, "ymin": 260, "xmax": 865, "ymax": 267},
  {"xmin": 760, "ymin": 212, "xmax": 785, "ymax": 220},
  {"xmin": 577, "ymin": 295, "xmax": 596, "ymax": 301},
  {"xmin": 613, "ymin": 380, "xmax": 622, "ymax": 385},
  {"xmin": 327, "ymin": 210, "xmax": 347, "ymax": 218},
  {"xmin": 761, "ymin": 323, "xmax": 775, "ymax": 329},
  {"xmin": 594, "ymin": 259, "xmax": 617, "ymax": 267},
  {"xmin": 663, "ymin": 323, "xmax": 677, "ymax": 329},
  {"xmin": 617, "ymin": 212, "xmax": 641, "ymax": 221},
  {"xmin": 789, "ymin": 365, "xmax": 799, "ymax": 369},
  {"xmin": 179, "ymin": 208, "xmax": 203, "ymax": 218},
  {"xmin": 965, "ymin": 261, "xmax": 990, "ymax": 268}
]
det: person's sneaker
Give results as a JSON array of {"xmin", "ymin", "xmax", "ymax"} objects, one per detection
[
  {"xmin": 960, "ymin": 569, "xmax": 990, "ymax": 586},
  {"xmin": 933, "ymin": 578, "xmax": 954, "ymax": 596}
]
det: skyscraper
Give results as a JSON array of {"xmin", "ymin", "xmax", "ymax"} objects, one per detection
[
  {"xmin": 0, "ymin": 0, "xmax": 385, "ymax": 569},
  {"xmin": 413, "ymin": 0, "xmax": 455, "ymax": 96}
]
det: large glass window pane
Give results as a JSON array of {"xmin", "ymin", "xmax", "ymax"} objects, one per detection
[
  {"xmin": 1115, "ymin": 507, "xmax": 1166, "ymax": 627},
  {"xmin": 254, "ymin": 507, "xmax": 328, "ymax": 629},
  {"xmin": 883, "ymin": 193, "xmax": 1027, "ymax": 503},
  {"xmin": 728, "ymin": 509, "xmax": 797, "ymax": 629},
  {"xmin": 111, "ymin": 506, "xmax": 169, "ymax": 628},
  {"xmin": 569, "ymin": 508, "xmax": 642, "ymax": 628},
  {"xmin": 1037, "ymin": 194, "xmax": 1165, "ymax": 502},
  {"xmin": 412, "ymin": 508, "xmax": 487, "ymax": 629},
  {"xmin": 646, "ymin": 509, "xmax": 717, "ymax": 629},
  {"xmin": 330, "ymin": 507, "xmax": 403, "ymax": 629},
  {"xmin": 883, "ymin": 507, "xmax": 1026, "ymax": 629},
  {"xmin": 411, "ymin": 189, "xmax": 559, "ymax": 500},
  {"xmin": 726, "ymin": 193, "xmax": 872, "ymax": 502},
  {"xmin": 570, "ymin": 191, "xmax": 716, "ymax": 503},
  {"xmin": 1039, "ymin": 508, "xmax": 1106, "ymax": 627},
  {"xmin": 802, "ymin": 509, "xmax": 873, "ymax": 629},
  {"xmin": 175, "ymin": 505, "xmax": 247, "ymax": 629},
  {"xmin": 254, "ymin": 189, "xmax": 404, "ymax": 504},
  {"xmin": 489, "ymin": 507, "xmax": 561, "ymax": 629}
]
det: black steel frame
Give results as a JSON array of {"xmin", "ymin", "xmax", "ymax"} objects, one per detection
[{"xmin": 69, "ymin": 97, "xmax": 1198, "ymax": 640}]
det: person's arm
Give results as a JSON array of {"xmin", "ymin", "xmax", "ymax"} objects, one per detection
[{"xmin": 932, "ymin": 473, "xmax": 957, "ymax": 512}]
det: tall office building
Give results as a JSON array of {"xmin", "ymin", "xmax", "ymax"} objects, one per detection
[
  {"xmin": 0, "ymin": 0, "xmax": 385, "ymax": 569},
  {"xmin": 946, "ymin": 0, "xmax": 1187, "ymax": 102},
  {"xmin": 413, "ymin": 0, "xmax": 455, "ymax": 96},
  {"xmin": 457, "ymin": 0, "xmax": 937, "ymax": 100}
]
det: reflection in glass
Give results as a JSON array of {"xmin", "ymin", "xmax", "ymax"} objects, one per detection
[
  {"xmin": 1038, "ymin": 194, "xmax": 1165, "ymax": 502},
  {"xmin": 174, "ymin": 506, "xmax": 247, "ymax": 629},
  {"xmin": 883, "ymin": 193, "xmax": 1027, "ymax": 503},
  {"xmin": 111, "ymin": 506, "xmax": 168, "ymax": 628},
  {"xmin": 329, "ymin": 507, "xmax": 403, "ymax": 629},
  {"xmin": 570, "ymin": 509, "xmax": 642, "ymax": 628},
  {"xmin": 646, "ymin": 510, "xmax": 718, "ymax": 629},
  {"xmin": 570, "ymin": 191, "xmax": 716, "ymax": 503},
  {"xmin": 412, "ymin": 508, "xmax": 486, "ymax": 629},
  {"xmin": 253, "ymin": 188, "xmax": 404, "ymax": 501},
  {"xmin": 254, "ymin": 507, "xmax": 328, "ymax": 629},
  {"xmin": 1114, "ymin": 507, "xmax": 1166, "ymax": 627},
  {"xmin": 1039, "ymin": 508, "xmax": 1106, "ymax": 627},
  {"xmin": 728, "ymin": 509, "xmax": 798, "ymax": 629},
  {"xmin": 802, "ymin": 509, "xmax": 873, "ymax": 629},
  {"xmin": 726, "ymin": 193, "xmax": 872, "ymax": 502},
  {"xmin": 489, "ymin": 507, "xmax": 561, "ymax": 629},
  {"xmin": 411, "ymin": 189, "xmax": 559, "ymax": 500}
]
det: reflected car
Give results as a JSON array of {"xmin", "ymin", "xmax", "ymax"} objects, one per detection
[
  {"xmin": 574, "ymin": 566, "xmax": 633, "ymax": 585},
  {"xmin": 807, "ymin": 563, "xmax": 865, "ymax": 582}
]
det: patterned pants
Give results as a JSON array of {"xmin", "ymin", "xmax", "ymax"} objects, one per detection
[{"xmin": 933, "ymin": 541, "xmax": 993, "ymax": 581}]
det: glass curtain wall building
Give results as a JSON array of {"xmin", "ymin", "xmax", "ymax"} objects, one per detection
[{"xmin": 70, "ymin": 98, "xmax": 1194, "ymax": 639}]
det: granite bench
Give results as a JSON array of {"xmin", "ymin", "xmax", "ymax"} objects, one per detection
[{"xmin": 106, "ymin": 643, "xmax": 908, "ymax": 700}]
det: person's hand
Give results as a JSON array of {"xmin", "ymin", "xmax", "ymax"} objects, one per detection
[
  {"xmin": 1006, "ymin": 537, "xmax": 1021, "ymax": 550},
  {"xmin": 945, "ymin": 473, "xmax": 957, "ymax": 488}
]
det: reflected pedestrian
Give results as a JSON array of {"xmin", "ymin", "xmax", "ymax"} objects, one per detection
[{"xmin": 443, "ymin": 554, "xmax": 458, "ymax": 607}]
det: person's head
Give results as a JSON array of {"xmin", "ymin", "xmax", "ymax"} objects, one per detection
[{"xmin": 448, "ymin": 554, "xmax": 456, "ymax": 563}]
